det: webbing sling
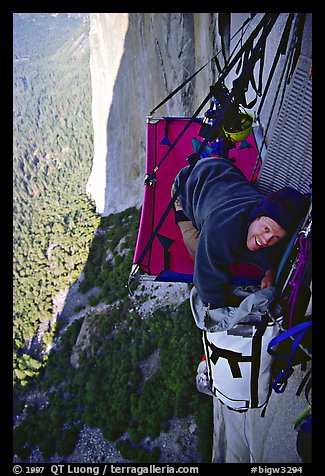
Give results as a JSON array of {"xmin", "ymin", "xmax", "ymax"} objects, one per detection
[
  {"xmin": 257, "ymin": 13, "xmax": 294, "ymax": 116},
  {"xmin": 148, "ymin": 13, "xmax": 279, "ymax": 174},
  {"xmin": 230, "ymin": 13, "xmax": 280, "ymax": 109},
  {"xmin": 148, "ymin": 14, "xmax": 256, "ymax": 117},
  {"xmin": 287, "ymin": 233, "xmax": 310, "ymax": 328},
  {"xmin": 267, "ymin": 320, "xmax": 312, "ymax": 393},
  {"xmin": 251, "ymin": 14, "xmax": 300, "ymax": 182}
]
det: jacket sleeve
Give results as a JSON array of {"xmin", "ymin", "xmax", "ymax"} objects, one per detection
[{"xmin": 193, "ymin": 218, "xmax": 236, "ymax": 308}]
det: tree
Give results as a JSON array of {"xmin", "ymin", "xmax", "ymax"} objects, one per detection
[{"xmin": 56, "ymin": 427, "xmax": 80, "ymax": 457}]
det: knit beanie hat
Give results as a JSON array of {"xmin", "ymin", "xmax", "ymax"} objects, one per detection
[{"xmin": 249, "ymin": 186, "xmax": 309, "ymax": 234}]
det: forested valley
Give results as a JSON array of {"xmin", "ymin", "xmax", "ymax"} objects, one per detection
[
  {"xmin": 13, "ymin": 13, "xmax": 97, "ymax": 384},
  {"xmin": 13, "ymin": 13, "xmax": 212, "ymax": 463}
]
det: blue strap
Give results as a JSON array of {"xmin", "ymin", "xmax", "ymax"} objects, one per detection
[
  {"xmin": 272, "ymin": 367, "xmax": 294, "ymax": 393},
  {"xmin": 268, "ymin": 321, "xmax": 312, "ymax": 393},
  {"xmin": 267, "ymin": 320, "xmax": 312, "ymax": 352}
]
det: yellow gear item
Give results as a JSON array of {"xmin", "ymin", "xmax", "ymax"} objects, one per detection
[{"xmin": 223, "ymin": 112, "xmax": 254, "ymax": 142}]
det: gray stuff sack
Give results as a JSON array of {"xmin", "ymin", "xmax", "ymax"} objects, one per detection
[{"xmin": 190, "ymin": 285, "xmax": 276, "ymax": 333}]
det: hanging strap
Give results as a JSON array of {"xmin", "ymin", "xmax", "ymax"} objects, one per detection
[
  {"xmin": 149, "ymin": 13, "xmax": 278, "ymax": 117},
  {"xmin": 148, "ymin": 14, "xmax": 256, "ymax": 117},
  {"xmin": 147, "ymin": 14, "xmax": 279, "ymax": 177},
  {"xmin": 151, "ymin": 14, "xmax": 279, "ymax": 175},
  {"xmin": 231, "ymin": 14, "xmax": 279, "ymax": 109},
  {"xmin": 251, "ymin": 14, "xmax": 305, "ymax": 182},
  {"xmin": 232, "ymin": 38, "xmax": 262, "ymax": 108},
  {"xmin": 267, "ymin": 320, "xmax": 312, "ymax": 393},
  {"xmin": 286, "ymin": 13, "xmax": 306, "ymax": 85},
  {"xmin": 273, "ymin": 13, "xmax": 308, "ymax": 119},
  {"xmin": 268, "ymin": 320, "xmax": 312, "ymax": 358},
  {"xmin": 287, "ymin": 233, "xmax": 310, "ymax": 327},
  {"xmin": 257, "ymin": 13, "xmax": 294, "ymax": 116},
  {"xmin": 296, "ymin": 367, "xmax": 312, "ymax": 403},
  {"xmin": 133, "ymin": 14, "xmax": 281, "ymax": 272}
]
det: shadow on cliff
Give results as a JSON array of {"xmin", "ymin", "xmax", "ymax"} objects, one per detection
[
  {"xmin": 100, "ymin": 16, "xmax": 147, "ymax": 216},
  {"xmin": 98, "ymin": 13, "xmax": 197, "ymax": 216},
  {"xmin": 51, "ymin": 18, "xmax": 144, "ymax": 348}
]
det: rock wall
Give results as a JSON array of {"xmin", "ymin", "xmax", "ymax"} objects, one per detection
[
  {"xmin": 86, "ymin": 13, "xmax": 312, "ymax": 216},
  {"xmin": 87, "ymin": 13, "xmax": 129, "ymax": 216},
  {"xmin": 86, "ymin": 13, "xmax": 220, "ymax": 215}
]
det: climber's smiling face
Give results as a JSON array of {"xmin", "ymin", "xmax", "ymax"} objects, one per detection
[{"xmin": 246, "ymin": 216, "xmax": 286, "ymax": 252}]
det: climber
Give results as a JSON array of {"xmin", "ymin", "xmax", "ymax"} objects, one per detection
[
  {"xmin": 172, "ymin": 157, "xmax": 309, "ymax": 463},
  {"xmin": 172, "ymin": 157, "xmax": 309, "ymax": 308}
]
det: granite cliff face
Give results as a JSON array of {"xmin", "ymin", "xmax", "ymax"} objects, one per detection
[
  {"xmin": 86, "ymin": 13, "xmax": 224, "ymax": 215},
  {"xmin": 86, "ymin": 13, "xmax": 312, "ymax": 216}
]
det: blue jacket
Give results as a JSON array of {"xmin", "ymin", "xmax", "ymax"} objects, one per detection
[{"xmin": 174, "ymin": 157, "xmax": 284, "ymax": 308}]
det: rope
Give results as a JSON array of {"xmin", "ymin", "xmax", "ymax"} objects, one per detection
[
  {"xmin": 287, "ymin": 233, "xmax": 310, "ymax": 328},
  {"xmin": 266, "ymin": 206, "xmax": 312, "ymax": 360},
  {"xmin": 250, "ymin": 13, "xmax": 303, "ymax": 183},
  {"xmin": 132, "ymin": 14, "xmax": 281, "ymax": 274},
  {"xmin": 152, "ymin": 14, "xmax": 279, "ymax": 175},
  {"xmin": 148, "ymin": 13, "xmax": 259, "ymax": 116}
]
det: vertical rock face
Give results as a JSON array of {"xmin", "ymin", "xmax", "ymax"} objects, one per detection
[
  {"xmin": 87, "ymin": 13, "xmax": 312, "ymax": 216},
  {"xmin": 87, "ymin": 13, "xmax": 220, "ymax": 216},
  {"xmin": 86, "ymin": 13, "xmax": 129, "ymax": 215}
]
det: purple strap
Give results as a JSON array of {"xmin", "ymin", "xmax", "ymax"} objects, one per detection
[{"xmin": 287, "ymin": 234, "xmax": 310, "ymax": 328}]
